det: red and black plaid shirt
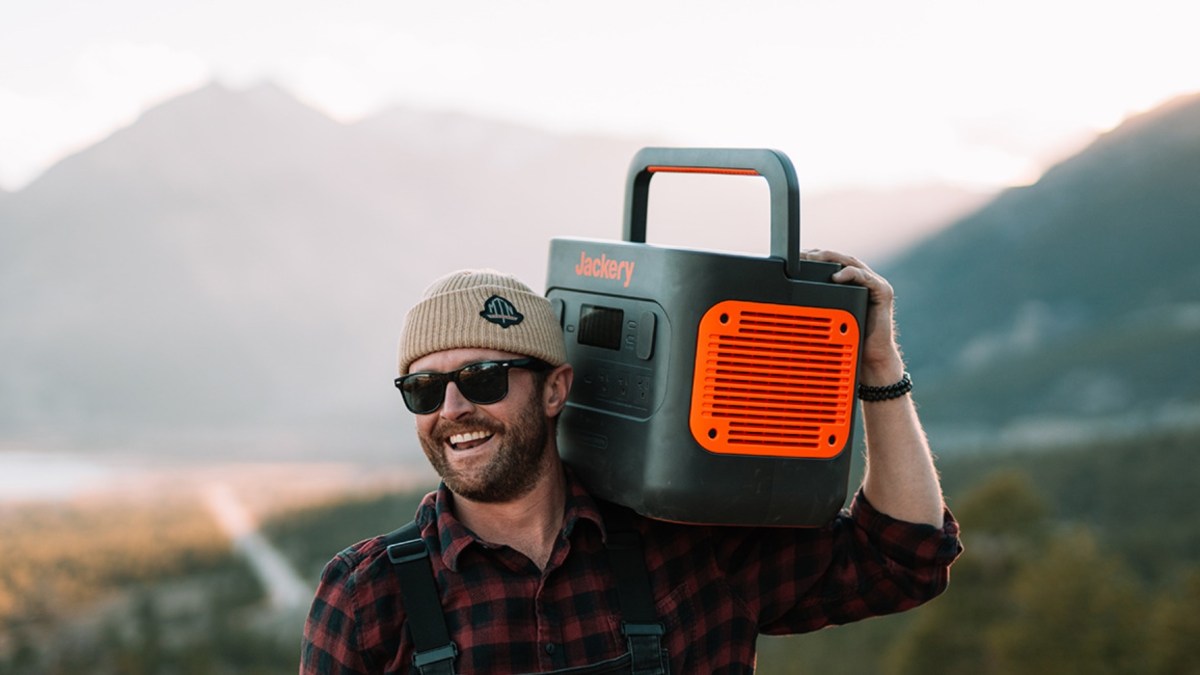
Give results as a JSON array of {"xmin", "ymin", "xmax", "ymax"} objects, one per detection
[{"xmin": 301, "ymin": 469, "xmax": 960, "ymax": 674}]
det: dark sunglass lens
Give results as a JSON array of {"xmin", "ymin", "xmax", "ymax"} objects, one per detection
[
  {"xmin": 402, "ymin": 374, "xmax": 447, "ymax": 414},
  {"xmin": 456, "ymin": 362, "xmax": 510, "ymax": 404}
]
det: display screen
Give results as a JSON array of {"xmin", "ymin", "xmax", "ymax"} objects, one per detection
[{"xmin": 578, "ymin": 304, "xmax": 624, "ymax": 350}]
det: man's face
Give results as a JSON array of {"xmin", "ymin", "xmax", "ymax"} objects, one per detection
[{"xmin": 408, "ymin": 348, "xmax": 552, "ymax": 503}]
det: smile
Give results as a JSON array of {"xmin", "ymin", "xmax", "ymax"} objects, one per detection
[{"xmin": 449, "ymin": 430, "xmax": 493, "ymax": 450}]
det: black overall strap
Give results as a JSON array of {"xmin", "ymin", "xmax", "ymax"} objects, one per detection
[
  {"xmin": 384, "ymin": 521, "xmax": 457, "ymax": 675},
  {"xmin": 386, "ymin": 507, "xmax": 665, "ymax": 675},
  {"xmin": 600, "ymin": 503, "xmax": 669, "ymax": 675}
]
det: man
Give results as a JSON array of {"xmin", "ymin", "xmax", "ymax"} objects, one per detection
[{"xmin": 301, "ymin": 250, "xmax": 961, "ymax": 674}]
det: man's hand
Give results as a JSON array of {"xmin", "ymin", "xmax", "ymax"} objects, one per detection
[{"xmin": 799, "ymin": 249, "xmax": 904, "ymax": 386}]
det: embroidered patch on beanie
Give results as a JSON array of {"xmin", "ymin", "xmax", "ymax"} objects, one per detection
[{"xmin": 479, "ymin": 295, "xmax": 524, "ymax": 328}]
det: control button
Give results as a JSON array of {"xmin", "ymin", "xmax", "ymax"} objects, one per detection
[
  {"xmin": 636, "ymin": 311, "xmax": 656, "ymax": 360},
  {"xmin": 635, "ymin": 375, "xmax": 648, "ymax": 402}
]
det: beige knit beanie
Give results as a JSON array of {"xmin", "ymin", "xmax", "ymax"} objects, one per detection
[{"xmin": 397, "ymin": 269, "xmax": 567, "ymax": 374}]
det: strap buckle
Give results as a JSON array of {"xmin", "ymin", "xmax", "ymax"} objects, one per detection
[
  {"xmin": 387, "ymin": 538, "xmax": 428, "ymax": 565},
  {"xmin": 413, "ymin": 642, "xmax": 458, "ymax": 668},
  {"xmin": 622, "ymin": 621, "xmax": 665, "ymax": 637}
]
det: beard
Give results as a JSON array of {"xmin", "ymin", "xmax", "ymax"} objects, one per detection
[{"xmin": 418, "ymin": 388, "xmax": 551, "ymax": 503}]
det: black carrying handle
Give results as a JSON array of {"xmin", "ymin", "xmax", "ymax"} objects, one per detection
[{"xmin": 622, "ymin": 147, "xmax": 802, "ymax": 278}]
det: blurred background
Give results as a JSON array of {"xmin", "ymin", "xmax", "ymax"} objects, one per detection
[{"xmin": 2, "ymin": 1, "xmax": 1198, "ymax": 673}]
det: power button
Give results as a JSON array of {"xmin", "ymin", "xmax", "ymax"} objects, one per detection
[{"xmin": 636, "ymin": 311, "xmax": 656, "ymax": 360}]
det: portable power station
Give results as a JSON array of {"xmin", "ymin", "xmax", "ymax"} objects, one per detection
[{"xmin": 545, "ymin": 148, "xmax": 869, "ymax": 526}]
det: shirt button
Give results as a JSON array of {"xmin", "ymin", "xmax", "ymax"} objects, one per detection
[{"xmin": 545, "ymin": 643, "xmax": 556, "ymax": 655}]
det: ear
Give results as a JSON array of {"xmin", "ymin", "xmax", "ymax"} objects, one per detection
[{"xmin": 542, "ymin": 363, "xmax": 574, "ymax": 417}]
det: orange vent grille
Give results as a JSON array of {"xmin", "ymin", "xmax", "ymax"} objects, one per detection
[{"xmin": 690, "ymin": 300, "xmax": 860, "ymax": 459}]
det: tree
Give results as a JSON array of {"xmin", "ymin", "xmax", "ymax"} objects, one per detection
[
  {"xmin": 1145, "ymin": 568, "xmax": 1200, "ymax": 674},
  {"xmin": 989, "ymin": 529, "xmax": 1147, "ymax": 674},
  {"xmin": 886, "ymin": 470, "xmax": 1048, "ymax": 675}
]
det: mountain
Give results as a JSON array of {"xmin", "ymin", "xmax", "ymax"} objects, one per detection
[
  {"xmin": 0, "ymin": 82, "xmax": 642, "ymax": 457},
  {"xmin": 882, "ymin": 93, "xmax": 1200, "ymax": 449},
  {"xmin": 0, "ymin": 81, "xmax": 976, "ymax": 458}
]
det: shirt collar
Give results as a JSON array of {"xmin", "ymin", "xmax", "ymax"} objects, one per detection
[{"xmin": 416, "ymin": 465, "xmax": 607, "ymax": 572}]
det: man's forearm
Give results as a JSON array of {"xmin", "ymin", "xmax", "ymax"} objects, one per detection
[
  {"xmin": 797, "ymin": 248, "xmax": 947, "ymax": 528},
  {"xmin": 859, "ymin": 354, "xmax": 945, "ymax": 527}
]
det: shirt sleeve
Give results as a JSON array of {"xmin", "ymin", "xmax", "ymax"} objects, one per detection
[
  {"xmin": 300, "ymin": 553, "xmax": 370, "ymax": 675},
  {"xmin": 720, "ymin": 488, "xmax": 962, "ymax": 635}
]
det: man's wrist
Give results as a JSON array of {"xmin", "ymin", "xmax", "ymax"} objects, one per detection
[{"xmin": 858, "ymin": 348, "xmax": 905, "ymax": 387}]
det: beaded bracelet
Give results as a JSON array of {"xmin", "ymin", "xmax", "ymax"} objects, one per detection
[{"xmin": 857, "ymin": 371, "xmax": 913, "ymax": 402}]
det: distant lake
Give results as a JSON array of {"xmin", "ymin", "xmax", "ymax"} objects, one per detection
[
  {"xmin": 0, "ymin": 449, "xmax": 435, "ymax": 508},
  {"xmin": 0, "ymin": 451, "xmax": 115, "ymax": 502}
]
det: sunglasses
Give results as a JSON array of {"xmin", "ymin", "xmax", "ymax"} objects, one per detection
[{"xmin": 394, "ymin": 358, "xmax": 552, "ymax": 414}]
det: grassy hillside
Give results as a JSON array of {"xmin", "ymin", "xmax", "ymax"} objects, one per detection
[
  {"xmin": 938, "ymin": 426, "xmax": 1200, "ymax": 579},
  {"xmin": 6, "ymin": 425, "xmax": 1192, "ymax": 674},
  {"xmin": 0, "ymin": 497, "xmax": 295, "ymax": 675}
]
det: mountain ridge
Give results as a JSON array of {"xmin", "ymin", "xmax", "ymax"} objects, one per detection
[
  {"xmin": 8, "ymin": 80, "xmax": 1184, "ymax": 458},
  {"xmin": 882, "ymin": 91, "xmax": 1200, "ymax": 448}
]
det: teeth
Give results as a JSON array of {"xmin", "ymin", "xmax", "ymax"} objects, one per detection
[{"xmin": 449, "ymin": 430, "xmax": 491, "ymax": 446}]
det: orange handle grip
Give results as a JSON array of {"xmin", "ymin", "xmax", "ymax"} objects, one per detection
[{"xmin": 646, "ymin": 166, "xmax": 761, "ymax": 177}]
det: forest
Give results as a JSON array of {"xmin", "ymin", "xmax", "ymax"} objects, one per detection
[{"xmin": 1, "ymin": 427, "xmax": 1197, "ymax": 674}]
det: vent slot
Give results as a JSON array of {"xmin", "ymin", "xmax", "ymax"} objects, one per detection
[{"xmin": 690, "ymin": 301, "xmax": 859, "ymax": 459}]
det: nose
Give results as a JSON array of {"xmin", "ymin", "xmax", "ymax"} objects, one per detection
[{"xmin": 439, "ymin": 382, "xmax": 475, "ymax": 420}]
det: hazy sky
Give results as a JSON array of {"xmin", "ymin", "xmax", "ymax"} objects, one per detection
[{"xmin": 1, "ymin": 0, "xmax": 1197, "ymax": 193}]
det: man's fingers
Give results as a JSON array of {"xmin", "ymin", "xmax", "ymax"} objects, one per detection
[
  {"xmin": 802, "ymin": 248, "xmax": 871, "ymax": 273},
  {"xmin": 804, "ymin": 249, "xmax": 893, "ymax": 303}
]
